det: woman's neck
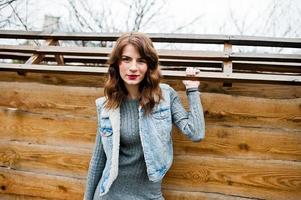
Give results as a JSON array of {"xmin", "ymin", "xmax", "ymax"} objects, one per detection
[{"xmin": 125, "ymin": 85, "xmax": 140, "ymax": 100}]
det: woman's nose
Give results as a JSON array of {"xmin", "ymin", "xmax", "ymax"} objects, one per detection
[{"xmin": 128, "ymin": 61, "xmax": 138, "ymax": 71}]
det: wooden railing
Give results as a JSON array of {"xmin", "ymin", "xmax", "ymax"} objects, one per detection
[{"xmin": 0, "ymin": 30, "xmax": 300, "ymax": 85}]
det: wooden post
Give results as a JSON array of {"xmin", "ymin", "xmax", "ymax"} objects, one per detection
[{"xmin": 223, "ymin": 42, "xmax": 233, "ymax": 87}]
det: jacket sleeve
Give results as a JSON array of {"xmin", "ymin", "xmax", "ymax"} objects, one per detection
[
  {"xmin": 170, "ymin": 86, "xmax": 205, "ymax": 141},
  {"xmin": 84, "ymin": 102, "xmax": 106, "ymax": 200}
]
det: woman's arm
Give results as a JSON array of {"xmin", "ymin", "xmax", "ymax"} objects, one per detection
[
  {"xmin": 84, "ymin": 105, "xmax": 106, "ymax": 200},
  {"xmin": 170, "ymin": 67, "xmax": 205, "ymax": 141},
  {"xmin": 170, "ymin": 86, "xmax": 205, "ymax": 141}
]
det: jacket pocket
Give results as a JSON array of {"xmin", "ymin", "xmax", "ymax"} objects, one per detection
[
  {"xmin": 150, "ymin": 105, "xmax": 172, "ymax": 142},
  {"xmin": 100, "ymin": 116, "xmax": 113, "ymax": 137},
  {"xmin": 151, "ymin": 106, "xmax": 170, "ymax": 120}
]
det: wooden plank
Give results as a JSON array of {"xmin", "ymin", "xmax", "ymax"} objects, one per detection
[
  {"xmin": 1, "ymin": 64, "xmax": 300, "ymax": 85},
  {"xmin": 231, "ymin": 52, "xmax": 301, "ymax": 63},
  {"xmin": 173, "ymin": 125, "xmax": 301, "ymax": 161},
  {"xmin": 163, "ymin": 156, "xmax": 301, "ymax": 200},
  {"xmin": 0, "ymin": 108, "xmax": 300, "ymax": 161},
  {"xmin": 195, "ymin": 92, "xmax": 301, "ymax": 119},
  {"xmin": 2, "ymin": 51, "xmax": 301, "ymax": 74},
  {"xmin": 234, "ymin": 61, "xmax": 301, "ymax": 74},
  {"xmin": 157, "ymin": 49, "xmax": 227, "ymax": 61},
  {"xmin": 0, "ymin": 45, "xmax": 227, "ymax": 60},
  {"xmin": 0, "ymin": 109, "xmax": 96, "ymax": 148},
  {"xmin": 0, "ymin": 81, "xmax": 300, "ymax": 119},
  {"xmin": 0, "ymin": 30, "xmax": 300, "ymax": 48},
  {"xmin": 0, "ymin": 30, "xmax": 123, "ymax": 42},
  {"xmin": 0, "ymin": 168, "xmax": 84, "ymax": 200},
  {"xmin": 164, "ymin": 78, "xmax": 301, "ymax": 98},
  {"xmin": 0, "ymin": 45, "xmax": 36, "ymax": 53},
  {"xmin": 163, "ymin": 189, "xmax": 253, "ymax": 200},
  {"xmin": 229, "ymin": 35, "xmax": 301, "ymax": 48},
  {"xmin": 0, "ymin": 72, "xmax": 300, "ymax": 98},
  {"xmin": 0, "ymin": 52, "xmax": 223, "ymax": 68},
  {"xmin": 0, "ymin": 72, "xmax": 108, "ymax": 88},
  {"xmin": 5, "ymin": 44, "xmax": 301, "ymax": 63},
  {"xmin": 163, "ymin": 70, "xmax": 301, "ymax": 85},
  {"xmin": 0, "ymin": 44, "xmax": 110, "ymax": 56},
  {"xmin": 0, "ymin": 140, "xmax": 90, "ymax": 177},
  {"xmin": 0, "ymin": 81, "xmax": 102, "ymax": 116},
  {"xmin": 0, "ymin": 193, "xmax": 54, "ymax": 200},
  {"xmin": 204, "ymin": 111, "xmax": 301, "ymax": 129}
]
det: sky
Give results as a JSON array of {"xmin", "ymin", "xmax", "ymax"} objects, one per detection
[{"xmin": 1, "ymin": 0, "xmax": 301, "ymax": 38}]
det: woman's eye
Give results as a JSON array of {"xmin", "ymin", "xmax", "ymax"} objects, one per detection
[
  {"xmin": 121, "ymin": 57, "xmax": 130, "ymax": 62},
  {"xmin": 138, "ymin": 59, "xmax": 147, "ymax": 63}
]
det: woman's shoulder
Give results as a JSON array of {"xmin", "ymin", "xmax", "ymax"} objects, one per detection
[
  {"xmin": 159, "ymin": 83, "xmax": 176, "ymax": 94},
  {"xmin": 159, "ymin": 83, "xmax": 173, "ymax": 91},
  {"xmin": 95, "ymin": 97, "xmax": 106, "ymax": 108}
]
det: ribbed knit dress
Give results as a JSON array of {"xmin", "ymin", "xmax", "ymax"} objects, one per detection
[
  {"xmin": 93, "ymin": 99, "xmax": 164, "ymax": 200},
  {"xmin": 85, "ymin": 87, "xmax": 204, "ymax": 200}
]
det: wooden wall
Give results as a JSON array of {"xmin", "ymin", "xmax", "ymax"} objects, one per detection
[{"xmin": 0, "ymin": 71, "xmax": 300, "ymax": 200}]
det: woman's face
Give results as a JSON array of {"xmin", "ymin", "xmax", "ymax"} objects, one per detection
[{"xmin": 119, "ymin": 44, "xmax": 148, "ymax": 89}]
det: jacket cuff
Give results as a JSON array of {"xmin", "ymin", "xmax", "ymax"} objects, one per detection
[{"xmin": 186, "ymin": 87, "xmax": 199, "ymax": 94}]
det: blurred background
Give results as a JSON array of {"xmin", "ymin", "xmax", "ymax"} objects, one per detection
[{"xmin": 1, "ymin": 0, "xmax": 300, "ymax": 37}]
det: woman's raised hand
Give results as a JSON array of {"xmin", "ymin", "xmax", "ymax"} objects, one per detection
[{"xmin": 182, "ymin": 67, "xmax": 200, "ymax": 89}]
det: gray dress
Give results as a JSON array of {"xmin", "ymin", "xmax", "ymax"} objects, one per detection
[{"xmin": 93, "ymin": 99, "xmax": 164, "ymax": 200}]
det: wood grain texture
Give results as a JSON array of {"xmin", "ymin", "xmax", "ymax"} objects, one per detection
[
  {"xmin": 0, "ymin": 81, "xmax": 102, "ymax": 117},
  {"xmin": 0, "ymin": 168, "xmax": 85, "ymax": 200},
  {"xmin": 2, "ymin": 63, "xmax": 299, "ymax": 85},
  {"xmin": 0, "ymin": 141, "xmax": 90, "ymax": 178},
  {"xmin": 0, "ymin": 79, "xmax": 300, "ymax": 200},
  {"xmin": 173, "ymin": 125, "xmax": 301, "ymax": 161},
  {"xmin": 1, "ymin": 108, "xmax": 300, "ymax": 161},
  {"xmin": 178, "ymin": 91, "xmax": 301, "ymax": 119},
  {"xmin": 1, "ymin": 73, "xmax": 301, "ymax": 98},
  {"xmin": 163, "ymin": 156, "xmax": 301, "ymax": 200},
  {"xmin": 0, "ymin": 193, "xmax": 54, "ymax": 200},
  {"xmin": 163, "ymin": 189, "xmax": 253, "ymax": 200},
  {"xmin": 1, "ymin": 82, "xmax": 300, "ymax": 120},
  {"xmin": 0, "ymin": 109, "xmax": 96, "ymax": 148}
]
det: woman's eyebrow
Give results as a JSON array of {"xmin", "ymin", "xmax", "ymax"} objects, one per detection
[{"xmin": 121, "ymin": 54, "xmax": 143, "ymax": 59}]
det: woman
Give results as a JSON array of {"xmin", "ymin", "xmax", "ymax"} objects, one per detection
[{"xmin": 84, "ymin": 32, "xmax": 205, "ymax": 200}]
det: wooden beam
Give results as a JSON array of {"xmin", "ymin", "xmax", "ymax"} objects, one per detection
[
  {"xmin": 0, "ymin": 63, "xmax": 300, "ymax": 85},
  {"xmin": 25, "ymin": 39, "xmax": 58, "ymax": 64},
  {"xmin": 55, "ymin": 54, "xmax": 64, "ymax": 65},
  {"xmin": 163, "ymin": 69, "xmax": 301, "ymax": 84},
  {"xmin": 25, "ymin": 39, "xmax": 65, "ymax": 66},
  {"xmin": 0, "ymin": 30, "xmax": 300, "ymax": 48},
  {"xmin": 2, "ymin": 52, "xmax": 300, "ymax": 73},
  {"xmin": 231, "ymin": 52, "xmax": 301, "ymax": 63},
  {"xmin": 1, "ymin": 44, "xmax": 300, "ymax": 63},
  {"xmin": 2, "ymin": 52, "xmax": 301, "ymax": 73}
]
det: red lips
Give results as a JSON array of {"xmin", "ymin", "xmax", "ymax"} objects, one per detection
[{"xmin": 127, "ymin": 75, "xmax": 139, "ymax": 80}]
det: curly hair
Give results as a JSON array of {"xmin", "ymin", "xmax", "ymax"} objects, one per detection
[{"xmin": 104, "ymin": 32, "xmax": 162, "ymax": 114}]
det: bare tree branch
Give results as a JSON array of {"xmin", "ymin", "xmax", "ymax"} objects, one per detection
[
  {"xmin": 171, "ymin": 15, "xmax": 203, "ymax": 33},
  {"xmin": 0, "ymin": 0, "xmax": 17, "ymax": 8},
  {"xmin": 9, "ymin": 1, "xmax": 28, "ymax": 30},
  {"xmin": 68, "ymin": 0, "xmax": 94, "ymax": 31}
]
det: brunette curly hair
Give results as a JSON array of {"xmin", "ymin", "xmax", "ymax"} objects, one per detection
[{"xmin": 104, "ymin": 32, "xmax": 162, "ymax": 114}]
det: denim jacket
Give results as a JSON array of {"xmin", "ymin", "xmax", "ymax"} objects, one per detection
[{"xmin": 84, "ymin": 83, "xmax": 205, "ymax": 199}]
